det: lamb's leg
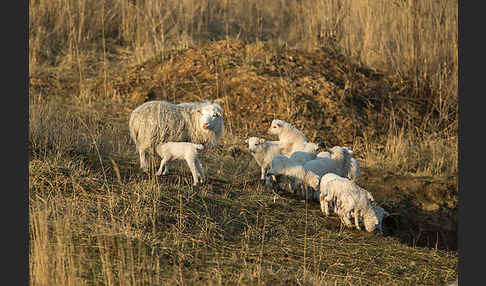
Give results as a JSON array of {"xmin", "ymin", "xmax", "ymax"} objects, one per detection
[
  {"xmin": 261, "ymin": 167, "xmax": 266, "ymax": 180},
  {"xmin": 156, "ymin": 157, "xmax": 170, "ymax": 176},
  {"xmin": 195, "ymin": 158, "xmax": 205, "ymax": 184},
  {"xmin": 354, "ymin": 209, "xmax": 361, "ymax": 230},
  {"xmin": 320, "ymin": 194, "xmax": 329, "ymax": 216},
  {"xmin": 341, "ymin": 211, "xmax": 353, "ymax": 227},
  {"xmin": 185, "ymin": 159, "xmax": 200, "ymax": 186}
]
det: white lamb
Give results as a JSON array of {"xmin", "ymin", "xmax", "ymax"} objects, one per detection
[
  {"xmin": 318, "ymin": 173, "xmax": 374, "ymax": 217},
  {"xmin": 267, "ymin": 119, "xmax": 308, "ymax": 156},
  {"xmin": 303, "ymin": 146, "xmax": 358, "ymax": 182},
  {"xmin": 129, "ymin": 100, "xmax": 223, "ymax": 172},
  {"xmin": 342, "ymin": 147, "xmax": 361, "ymax": 182},
  {"xmin": 267, "ymin": 155, "xmax": 320, "ymax": 200},
  {"xmin": 245, "ymin": 137, "xmax": 283, "ymax": 181},
  {"xmin": 289, "ymin": 151, "xmax": 317, "ymax": 165},
  {"xmin": 155, "ymin": 142, "xmax": 205, "ymax": 186},
  {"xmin": 321, "ymin": 174, "xmax": 384, "ymax": 233}
]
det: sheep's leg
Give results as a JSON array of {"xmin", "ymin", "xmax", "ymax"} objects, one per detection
[
  {"xmin": 185, "ymin": 159, "xmax": 200, "ymax": 186},
  {"xmin": 261, "ymin": 167, "xmax": 266, "ymax": 180},
  {"xmin": 162, "ymin": 161, "xmax": 170, "ymax": 175},
  {"xmin": 156, "ymin": 157, "xmax": 170, "ymax": 176},
  {"xmin": 195, "ymin": 158, "xmax": 205, "ymax": 184},
  {"xmin": 354, "ymin": 209, "xmax": 361, "ymax": 230},
  {"xmin": 138, "ymin": 145, "xmax": 150, "ymax": 172},
  {"xmin": 342, "ymin": 212, "xmax": 353, "ymax": 227},
  {"xmin": 319, "ymin": 194, "xmax": 329, "ymax": 216}
]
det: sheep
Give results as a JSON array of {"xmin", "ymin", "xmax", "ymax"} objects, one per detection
[
  {"xmin": 267, "ymin": 119, "xmax": 308, "ymax": 156},
  {"xmin": 155, "ymin": 142, "xmax": 205, "ymax": 186},
  {"xmin": 303, "ymin": 146, "xmax": 357, "ymax": 182},
  {"xmin": 317, "ymin": 147, "xmax": 361, "ymax": 182},
  {"xmin": 289, "ymin": 151, "xmax": 317, "ymax": 165},
  {"xmin": 318, "ymin": 173, "xmax": 374, "ymax": 217},
  {"xmin": 321, "ymin": 174, "xmax": 382, "ymax": 233},
  {"xmin": 342, "ymin": 147, "xmax": 361, "ymax": 182},
  {"xmin": 267, "ymin": 155, "xmax": 321, "ymax": 200},
  {"xmin": 245, "ymin": 137, "xmax": 283, "ymax": 182},
  {"xmin": 129, "ymin": 100, "xmax": 223, "ymax": 172}
]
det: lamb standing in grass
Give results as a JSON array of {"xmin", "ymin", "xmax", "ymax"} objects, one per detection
[
  {"xmin": 321, "ymin": 174, "xmax": 385, "ymax": 233},
  {"xmin": 267, "ymin": 155, "xmax": 320, "ymax": 199},
  {"xmin": 155, "ymin": 142, "xmax": 205, "ymax": 186},
  {"xmin": 129, "ymin": 100, "xmax": 223, "ymax": 172},
  {"xmin": 267, "ymin": 119, "xmax": 308, "ymax": 156},
  {"xmin": 318, "ymin": 173, "xmax": 374, "ymax": 217},
  {"xmin": 245, "ymin": 137, "xmax": 283, "ymax": 182}
]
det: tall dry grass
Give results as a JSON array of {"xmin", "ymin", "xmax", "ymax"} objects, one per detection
[{"xmin": 29, "ymin": 0, "xmax": 458, "ymax": 96}]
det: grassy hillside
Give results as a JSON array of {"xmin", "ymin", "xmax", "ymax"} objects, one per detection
[{"xmin": 29, "ymin": 0, "xmax": 458, "ymax": 285}]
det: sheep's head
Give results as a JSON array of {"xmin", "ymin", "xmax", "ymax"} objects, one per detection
[
  {"xmin": 363, "ymin": 205, "xmax": 389, "ymax": 234},
  {"xmin": 197, "ymin": 103, "xmax": 223, "ymax": 131},
  {"xmin": 246, "ymin": 137, "xmax": 266, "ymax": 153},
  {"xmin": 306, "ymin": 172, "xmax": 320, "ymax": 190},
  {"xmin": 304, "ymin": 142, "xmax": 319, "ymax": 154},
  {"xmin": 267, "ymin": 119, "xmax": 286, "ymax": 135}
]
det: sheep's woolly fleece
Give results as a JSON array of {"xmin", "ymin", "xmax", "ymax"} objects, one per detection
[{"xmin": 129, "ymin": 100, "xmax": 223, "ymax": 170}]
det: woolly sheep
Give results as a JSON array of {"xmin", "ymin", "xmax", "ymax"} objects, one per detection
[
  {"xmin": 267, "ymin": 155, "xmax": 321, "ymax": 200},
  {"xmin": 289, "ymin": 151, "xmax": 317, "ymax": 165},
  {"xmin": 267, "ymin": 119, "xmax": 308, "ymax": 156},
  {"xmin": 303, "ymin": 146, "xmax": 356, "ymax": 182},
  {"xmin": 342, "ymin": 147, "xmax": 361, "ymax": 182},
  {"xmin": 129, "ymin": 100, "xmax": 223, "ymax": 171},
  {"xmin": 245, "ymin": 137, "xmax": 283, "ymax": 181},
  {"xmin": 322, "ymin": 175, "xmax": 383, "ymax": 233},
  {"xmin": 318, "ymin": 173, "xmax": 374, "ymax": 217},
  {"xmin": 155, "ymin": 142, "xmax": 205, "ymax": 186}
]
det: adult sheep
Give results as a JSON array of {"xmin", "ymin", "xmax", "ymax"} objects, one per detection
[{"xmin": 129, "ymin": 100, "xmax": 223, "ymax": 171}]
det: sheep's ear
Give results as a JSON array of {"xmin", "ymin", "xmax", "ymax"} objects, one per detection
[{"xmin": 259, "ymin": 138, "xmax": 266, "ymax": 144}]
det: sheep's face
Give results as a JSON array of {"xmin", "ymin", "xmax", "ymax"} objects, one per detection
[
  {"xmin": 267, "ymin": 119, "xmax": 285, "ymax": 135},
  {"xmin": 305, "ymin": 142, "xmax": 319, "ymax": 153},
  {"xmin": 246, "ymin": 137, "xmax": 266, "ymax": 153},
  {"xmin": 198, "ymin": 104, "xmax": 223, "ymax": 131}
]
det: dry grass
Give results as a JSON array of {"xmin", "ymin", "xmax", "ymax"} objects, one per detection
[{"xmin": 29, "ymin": 0, "xmax": 458, "ymax": 284}]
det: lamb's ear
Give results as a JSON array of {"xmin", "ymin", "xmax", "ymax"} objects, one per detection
[
  {"xmin": 259, "ymin": 138, "xmax": 266, "ymax": 144},
  {"xmin": 244, "ymin": 139, "xmax": 249, "ymax": 143}
]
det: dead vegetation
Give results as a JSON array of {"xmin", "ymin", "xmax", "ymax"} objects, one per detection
[{"xmin": 29, "ymin": 0, "xmax": 458, "ymax": 284}]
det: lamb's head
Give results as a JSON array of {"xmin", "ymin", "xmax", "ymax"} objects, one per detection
[
  {"xmin": 305, "ymin": 171, "xmax": 321, "ymax": 191},
  {"xmin": 363, "ymin": 205, "xmax": 389, "ymax": 234},
  {"xmin": 196, "ymin": 102, "xmax": 223, "ymax": 132},
  {"xmin": 245, "ymin": 137, "xmax": 266, "ymax": 153},
  {"xmin": 329, "ymin": 146, "xmax": 352, "ymax": 173},
  {"xmin": 303, "ymin": 142, "xmax": 319, "ymax": 154},
  {"xmin": 267, "ymin": 119, "xmax": 287, "ymax": 135}
]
